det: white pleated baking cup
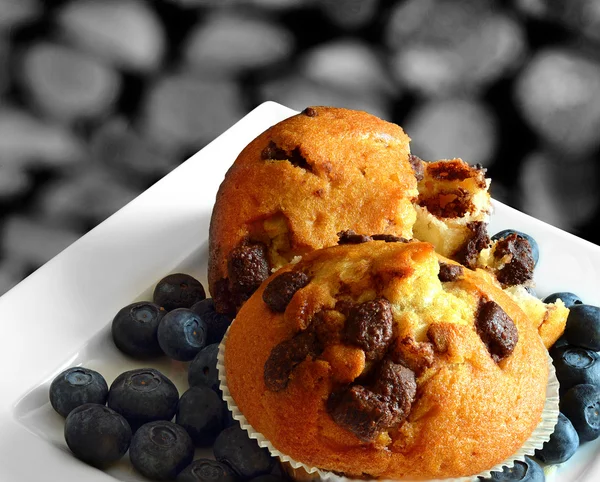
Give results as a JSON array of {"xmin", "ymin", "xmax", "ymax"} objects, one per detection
[{"xmin": 217, "ymin": 325, "xmax": 560, "ymax": 482}]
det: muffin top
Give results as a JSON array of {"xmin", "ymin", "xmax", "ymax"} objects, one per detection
[
  {"xmin": 208, "ymin": 106, "xmax": 416, "ymax": 314},
  {"xmin": 224, "ymin": 240, "xmax": 549, "ymax": 480}
]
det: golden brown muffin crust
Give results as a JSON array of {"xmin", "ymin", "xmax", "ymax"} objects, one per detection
[
  {"xmin": 224, "ymin": 241, "xmax": 548, "ymax": 480},
  {"xmin": 209, "ymin": 106, "xmax": 416, "ymax": 314}
]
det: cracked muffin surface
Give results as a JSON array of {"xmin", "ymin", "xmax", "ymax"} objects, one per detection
[
  {"xmin": 209, "ymin": 106, "xmax": 416, "ymax": 315},
  {"xmin": 224, "ymin": 241, "xmax": 549, "ymax": 480}
]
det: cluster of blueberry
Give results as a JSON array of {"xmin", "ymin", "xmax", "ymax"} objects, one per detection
[
  {"xmin": 47, "ymin": 273, "xmax": 279, "ymax": 481},
  {"xmin": 481, "ymin": 290, "xmax": 600, "ymax": 481}
]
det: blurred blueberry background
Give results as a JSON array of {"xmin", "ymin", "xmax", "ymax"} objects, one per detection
[{"xmin": 1, "ymin": 0, "xmax": 600, "ymax": 295}]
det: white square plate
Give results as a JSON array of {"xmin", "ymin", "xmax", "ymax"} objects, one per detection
[{"xmin": 1, "ymin": 101, "xmax": 599, "ymax": 482}]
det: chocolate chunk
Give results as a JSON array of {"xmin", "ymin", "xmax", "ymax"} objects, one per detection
[
  {"xmin": 372, "ymin": 360, "xmax": 416, "ymax": 423},
  {"xmin": 212, "ymin": 278, "xmax": 237, "ymax": 316},
  {"xmin": 227, "ymin": 243, "xmax": 270, "ymax": 298},
  {"xmin": 264, "ymin": 331, "xmax": 321, "ymax": 392},
  {"xmin": 263, "ymin": 271, "xmax": 310, "ymax": 312},
  {"xmin": 345, "ymin": 298, "xmax": 393, "ymax": 360},
  {"xmin": 334, "ymin": 299, "xmax": 354, "ymax": 317},
  {"xmin": 494, "ymin": 233, "xmax": 535, "ymax": 287},
  {"xmin": 337, "ymin": 230, "xmax": 372, "ymax": 245},
  {"xmin": 391, "ymin": 336, "xmax": 435, "ymax": 374},
  {"xmin": 475, "ymin": 300, "xmax": 519, "ymax": 362},
  {"xmin": 453, "ymin": 221, "xmax": 490, "ymax": 269},
  {"xmin": 261, "ymin": 141, "xmax": 313, "ymax": 172},
  {"xmin": 438, "ymin": 262, "xmax": 464, "ymax": 282},
  {"xmin": 261, "ymin": 141, "xmax": 288, "ymax": 161},
  {"xmin": 371, "ymin": 234, "xmax": 410, "ymax": 243},
  {"xmin": 408, "ymin": 154, "xmax": 425, "ymax": 182},
  {"xmin": 302, "ymin": 106, "xmax": 318, "ymax": 117},
  {"xmin": 328, "ymin": 385, "xmax": 394, "ymax": 442},
  {"xmin": 419, "ymin": 188, "xmax": 473, "ymax": 218}
]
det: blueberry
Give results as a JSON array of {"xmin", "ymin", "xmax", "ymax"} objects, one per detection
[
  {"xmin": 543, "ymin": 292, "xmax": 583, "ymax": 308},
  {"xmin": 176, "ymin": 459, "xmax": 237, "ymax": 482},
  {"xmin": 478, "ymin": 457, "xmax": 544, "ymax": 481},
  {"xmin": 561, "ymin": 384, "xmax": 600, "ymax": 442},
  {"xmin": 130, "ymin": 420, "xmax": 194, "ymax": 480},
  {"xmin": 176, "ymin": 386, "xmax": 224, "ymax": 446},
  {"xmin": 564, "ymin": 305, "xmax": 600, "ymax": 351},
  {"xmin": 222, "ymin": 400, "xmax": 236, "ymax": 428},
  {"xmin": 213, "ymin": 425, "xmax": 275, "ymax": 478},
  {"xmin": 551, "ymin": 335, "xmax": 569, "ymax": 351},
  {"xmin": 49, "ymin": 367, "xmax": 108, "ymax": 417},
  {"xmin": 154, "ymin": 273, "xmax": 206, "ymax": 311},
  {"xmin": 64, "ymin": 403, "xmax": 131, "ymax": 467},
  {"xmin": 535, "ymin": 413, "xmax": 579, "ymax": 464},
  {"xmin": 111, "ymin": 302, "xmax": 164, "ymax": 358},
  {"xmin": 158, "ymin": 308, "xmax": 207, "ymax": 361},
  {"xmin": 491, "ymin": 230, "xmax": 539, "ymax": 266},
  {"xmin": 188, "ymin": 344, "xmax": 220, "ymax": 391},
  {"xmin": 108, "ymin": 368, "xmax": 179, "ymax": 430},
  {"xmin": 552, "ymin": 346, "xmax": 600, "ymax": 392},
  {"xmin": 250, "ymin": 476, "xmax": 286, "ymax": 482},
  {"xmin": 191, "ymin": 299, "xmax": 232, "ymax": 345}
]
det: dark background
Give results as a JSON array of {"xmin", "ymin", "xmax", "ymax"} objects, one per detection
[{"xmin": 1, "ymin": 0, "xmax": 600, "ymax": 295}]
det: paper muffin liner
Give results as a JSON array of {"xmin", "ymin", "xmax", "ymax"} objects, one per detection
[{"xmin": 217, "ymin": 326, "xmax": 560, "ymax": 482}]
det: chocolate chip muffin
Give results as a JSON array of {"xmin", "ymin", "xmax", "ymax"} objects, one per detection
[
  {"xmin": 224, "ymin": 240, "xmax": 549, "ymax": 480},
  {"xmin": 209, "ymin": 107, "xmax": 494, "ymax": 315}
]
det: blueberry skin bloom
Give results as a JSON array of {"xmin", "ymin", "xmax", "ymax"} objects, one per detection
[
  {"xmin": 213, "ymin": 425, "xmax": 274, "ymax": 478},
  {"xmin": 111, "ymin": 301, "xmax": 164, "ymax": 358},
  {"xmin": 491, "ymin": 229, "xmax": 539, "ymax": 266},
  {"xmin": 561, "ymin": 384, "xmax": 600, "ymax": 442},
  {"xmin": 49, "ymin": 367, "xmax": 108, "ymax": 417},
  {"xmin": 64, "ymin": 403, "xmax": 131, "ymax": 467},
  {"xmin": 535, "ymin": 412, "xmax": 579, "ymax": 464},
  {"xmin": 564, "ymin": 305, "xmax": 600, "ymax": 351},
  {"xmin": 478, "ymin": 457, "xmax": 544, "ymax": 481},
  {"xmin": 130, "ymin": 421, "xmax": 194, "ymax": 480},
  {"xmin": 176, "ymin": 459, "xmax": 237, "ymax": 482},
  {"xmin": 543, "ymin": 292, "xmax": 583, "ymax": 308},
  {"xmin": 158, "ymin": 308, "xmax": 207, "ymax": 361},
  {"xmin": 154, "ymin": 273, "xmax": 206, "ymax": 311},
  {"xmin": 552, "ymin": 346, "xmax": 600, "ymax": 392},
  {"xmin": 191, "ymin": 299, "xmax": 232, "ymax": 345},
  {"xmin": 108, "ymin": 368, "xmax": 179, "ymax": 431},
  {"xmin": 188, "ymin": 344, "xmax": 220, "ymax": 391},
  {"xmin": 176, "ymin": 386, "xmax": 224, "ymax": 446}
]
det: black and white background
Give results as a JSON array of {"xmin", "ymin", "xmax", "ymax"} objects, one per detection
[{"xmin": 1, "ymin": 0, "xmax": 600, "ymax": 295}]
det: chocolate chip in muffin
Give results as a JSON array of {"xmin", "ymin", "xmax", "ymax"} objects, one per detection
[
  {"xmin": 408, "ymin": 154, "xmax": 425, "ymax": 182},
  {"xmin": 419, "ymin": 187, "xmax": 473, "ymax": 219},
  {"xmin": 302, "ymin": 106, "xmax": 318, "ymax": 117},
  {"xmin": 264, "ymin": 331, "xmax": 322, "ymax": 392},
  {"xmin": 454, "ymin": 221, "xmax": 490, "ymax": 269},
  {"xmin": 213, "ymin": 278, "xmax": 237, "ymax": 315},
  {"xmin": 438, "ymin": 262, "xmax": 464, "ymax": 282},
  {"xmin": 263, "ymin": 271, "xmax": 310, "ymax": 312},
  {"xmin": 493, "ymin": 233, "xmax": 535, "ymax": 287},
  {"xmin": 372, "ymin": 359, "xmax": 417, "ymax": 422},
  {"xmin": 344, "ymin": 298, "xmax": 393, "ymax": 360},
  {"xmin": 391, "ymin": 336, "xmax": 435, "ymax": 374},
  {"xmin": 261, "ymin": 141, "xmax": 288, "ymax": 161},
  {"xmin": 328, "ymin": 385, "xmax": 394, "ymax": 442},
  {"xmin": 261, "ymin": 141, "xmax": 313, "ymax": 173},
  {"xmin": 337, "ymin": 230, "xmax": 372, "ymax": 245},
  {"xmin": 476, "ymin": 300, "xmax": 519, "ymax": 363},
  {"xmin": 227, "ymin": 243, "xmax": 270, "ymax": 298},
  {"xmin": 371, "ymin": 234, "xmax": 410, "ymax": 243}
]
